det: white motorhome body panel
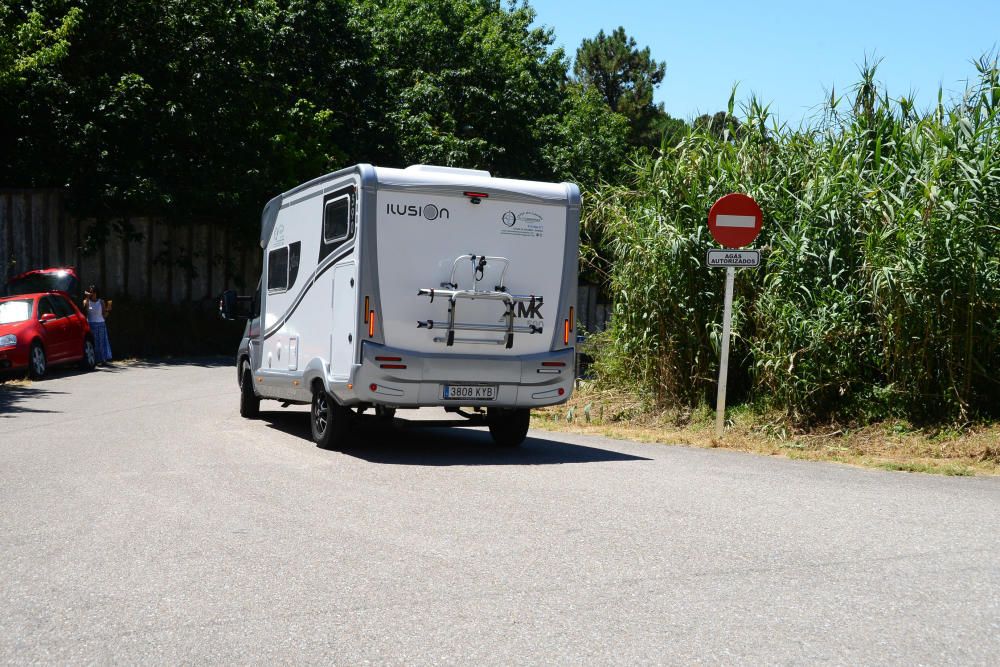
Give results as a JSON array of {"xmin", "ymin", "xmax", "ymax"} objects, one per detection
[
  {"xmin": 330, "ymin": 262, "xmax": 356, "ymax": 380},
  {"xmin": 375, "ymin": 189, "xmax": 567, "ymax": 355},
  {"xmin": 256, "ymin": 172, "xmax": 359, "ymax": 401}
]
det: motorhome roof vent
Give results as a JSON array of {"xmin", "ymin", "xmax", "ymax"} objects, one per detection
[{"xmin": 405, "ymin": 164, "xmax": 492, "ymax": 178}]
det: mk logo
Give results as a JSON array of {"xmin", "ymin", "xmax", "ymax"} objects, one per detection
[{"xmin": 516, "ymin": 301, "xmax": 543, "ymax": 319}]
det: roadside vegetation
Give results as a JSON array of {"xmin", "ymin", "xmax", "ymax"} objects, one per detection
[
  {"xmin": 534, "ymin": 384, "xmax": 1000, "ymax": 476},
  {"xmin": 581, "ymin": 60, "xmax": 1000, "ymax": 434}
]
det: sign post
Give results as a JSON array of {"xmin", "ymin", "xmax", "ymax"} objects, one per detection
[{"xmin": 707, "ymin": 194, "xmax": 763, "ymax": 438}]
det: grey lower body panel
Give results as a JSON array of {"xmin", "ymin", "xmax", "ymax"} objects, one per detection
[{"xmin": 341, "ymin": 342, "xmax": 575, "ymax": 408}]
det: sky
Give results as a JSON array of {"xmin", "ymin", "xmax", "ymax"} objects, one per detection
[{"xmin": 529, "ymin": 0, "xmax": 1000, "ymax": 126}]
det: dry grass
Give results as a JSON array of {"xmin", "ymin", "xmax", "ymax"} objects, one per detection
[{"xmin": 533, "ymin": 384, "xmax": 1000, "ymax": 476}]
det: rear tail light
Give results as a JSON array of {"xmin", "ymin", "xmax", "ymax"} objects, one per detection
[
  {"xmin": 542, "ymin": 361, "xmax": 565, "ymax": 367},
  {"xmin": 375, "ymin": 356, "xmax": 402, "ymax": 362},
  {"xmin": 379, "ymin": 364, "xmax": 406, "ymax": 370},
  {"xmin": 369, "ymin": 310, "xmax": 376, "ymax": 337},
  {"xmin": 563, "ymin": 306, "xmax": 575, "ymax": 345}
]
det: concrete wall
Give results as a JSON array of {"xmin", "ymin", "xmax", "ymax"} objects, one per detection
[{"xmin": 0, "ymin": 189, "xmax": 260, "ymax": 303}]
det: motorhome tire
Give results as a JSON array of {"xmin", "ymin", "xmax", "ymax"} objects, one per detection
[
  {"xmin": 240, "ymin": 367, "xmax": 260, "ymax": 419},
  {"xmin": 375, "ymin": 405, "xmax": 396, "ymax": 422},
  {"xmin": 311, "ymin": 390, "xmax": 349, "ymax": 449},
  {"xmin": 487, "ymin": 408, "xmax": 530, "ymax": 447}
]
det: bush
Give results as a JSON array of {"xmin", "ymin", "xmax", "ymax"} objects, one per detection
[{"xmin": 586, "ymin": 59, "xmax": 1000, "ymax": 423}]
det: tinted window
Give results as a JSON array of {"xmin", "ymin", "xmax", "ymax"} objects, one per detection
[
  {"xmin": 52, "ymin": 295, "xmax": 76, "ymax": 318},
  {"xmin": 288, "ymin": 241, "xmax": 301, "ymax": 288},
  {"xmin": 324, "ymin": 195, "xmax": 350, "ymax": 243},
  {"xmin": 38, "ymin": 296, "xmax": 56, "ymax": 318},
  {"xmin": 268, "ymin": 247, "xmax": 289, "ymax": 292}
]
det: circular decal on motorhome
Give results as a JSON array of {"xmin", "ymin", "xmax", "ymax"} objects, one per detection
[
  {"xmin": 423, "ymin": 204, "xmax": 440, "ymax": 220},
  {"xmin": 502, "ymin": 211, "xmax": 516, "ymax": 227}
]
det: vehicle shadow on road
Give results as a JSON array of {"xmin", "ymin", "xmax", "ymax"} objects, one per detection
[
  {"xmin": 0, "ymin": 383, "xmax": 67, "ymax": 417},
  {"xmin": 261, "ymin": 411, "xmax": 651, "ymax": 466}
]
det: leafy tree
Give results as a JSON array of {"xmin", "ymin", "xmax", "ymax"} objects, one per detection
[
  {"xmin": 359, "ymin": 0, "xmax": 567, "ymax": 179},
  {"xmin": 573, "ymin": 26, "xmax": 676, "ymax": 147},
  {"xmin": 539, "ymin": 84, "xmax": 630, "ymax": 185}
]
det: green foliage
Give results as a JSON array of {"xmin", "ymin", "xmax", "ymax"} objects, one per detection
[
  {"xmin": 587, "ymin": 59, "xmax": 1000, "ymax": 423},
  {"xmin": 573, "ymin": 26, "xmax": 679, "ymax": 148},
  {"xmin": 539, "ymin": 84, "xmax": 630, "ymax": 185},
  {"xmin": 360, "ymin": 0, "xmax": 566, "ymax": 178},
  {"xmin": 1, "ymin": 0, "xmax": 600, "ymax": 229}
]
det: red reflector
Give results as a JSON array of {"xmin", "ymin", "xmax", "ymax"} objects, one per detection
[
  {"xmin": 379, "ymin": 364, "xmax": 407, "ymax": 369},
  {"xmin": 542, "ymin": 361, "xmax": 565, "ymax": 367},
  {"xmin": 375, "ymin": 356, "xmax": 402, "ymax": 362},
  {"xmin": 463, "ymin": 191, "xmax": 489, "ymax": 199},
  {"xmin": 369, "ymin": 383, "xmax": 378, "ymax": 392},
  {"xmin": 558, "ymin": 388, "xmax": 565, "ymax": 396}
]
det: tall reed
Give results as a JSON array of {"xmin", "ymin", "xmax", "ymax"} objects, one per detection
[{"xmin": 586, "ymin": 60, "xmax": 1000, "ymax": 422}]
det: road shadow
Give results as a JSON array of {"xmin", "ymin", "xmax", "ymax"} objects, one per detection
[
  {"xmin": 0, "ymin": 383, "xmax": 67, "ymax": 417},
  {"xmin": 260, "ymin": 411, "xmax": 650, "ymax": 466},
  {"xmin": 125, "ymin": 356, "xmax": 233, "ymax": 369}
]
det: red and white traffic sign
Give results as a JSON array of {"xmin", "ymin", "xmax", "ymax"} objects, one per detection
[{"xmin": 708, "ymin": 193, "xmax": 762, "ymax": 248}]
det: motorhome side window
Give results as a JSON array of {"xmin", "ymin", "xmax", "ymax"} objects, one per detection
[
  {"xmin": 324, "ymin": 195, "xmax": 351, "ymax": 243},
  {"xmin": 319, "ymin": 189, "xmax": 355, "ymax": 262},
  {"xmin": 267, "ymin": 242, "xmax": 301, "ymax": 294},
  {"xmin": 267, "ymin": 247, "xmax": 288, "ymax": 292}
]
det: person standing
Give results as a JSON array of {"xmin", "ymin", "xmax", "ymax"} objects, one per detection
[{"xmin": 83, "ymin": 285, "xmax": 113, "ymax": 365}]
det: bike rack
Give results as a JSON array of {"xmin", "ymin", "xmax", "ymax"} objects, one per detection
[{"xmin": 416, "ymin": 254, "xmax": 543, "ymax": 349}]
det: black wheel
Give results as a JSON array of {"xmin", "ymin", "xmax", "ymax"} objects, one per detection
[
  {"xmin": 80, "ymin": 337, "xmax": 97, "ymax": 371},
  {"xmin": 29, "ymin": 342, "xmax": 47, "ymax": 380},
  {"xmin": 240, "ymin": 366, "xmax": 260, "ymax": 419},
  {"xmin": 311, "ymin": 388, "xmax": 350, "ymax": 449},
  {"xmin": 487, "ymin": 407, "xmax": 530, "ymax": 447},
  {"xmin": 375, "ymin": 405, "xmax": 396, "ymax": 423}
]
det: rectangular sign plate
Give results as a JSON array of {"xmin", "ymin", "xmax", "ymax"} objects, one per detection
[
  {"xmin": 706, "ymin": 249, "xmax": 761, "ymax": 268},
  {"xmin": 442, "ymin": 384, "xmax": 498, "ymax": 401},
  {"xmin": 715, "ymin": 214, "xmax": 757, "ymax": 228}
]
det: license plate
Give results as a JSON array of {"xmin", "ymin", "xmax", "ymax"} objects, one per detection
[{"xmin": 442, "ymin": 384, "xmax": 498, "ymax": 401}]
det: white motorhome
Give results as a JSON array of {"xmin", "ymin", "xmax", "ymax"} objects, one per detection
[{"xmin": 220, "ymin": 164, "xmax": 579, "ymax": 449}]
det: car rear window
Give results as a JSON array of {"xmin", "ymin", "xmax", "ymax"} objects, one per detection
[{"xmin": 0, "ymin": 299, "xmax": 33, "ymax": 324}]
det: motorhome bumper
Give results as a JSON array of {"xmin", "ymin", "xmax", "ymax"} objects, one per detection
[{"xmin": 349, "ymin": 343, "xmax": 575, "ymax": 408}]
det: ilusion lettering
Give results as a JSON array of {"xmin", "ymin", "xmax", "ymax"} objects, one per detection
[{"xmin": 386, "ymin": 203, "xmax": 450, "ymax": 221}]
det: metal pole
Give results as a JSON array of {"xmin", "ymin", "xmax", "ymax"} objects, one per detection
[{"xmin": 715, "ymin": 267, "xmax": 735, "ymax": 438}]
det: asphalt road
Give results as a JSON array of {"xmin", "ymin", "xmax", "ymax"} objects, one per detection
[{"xmin": 1, "ymin": 361, "xmax": 999, "ymax": 664}]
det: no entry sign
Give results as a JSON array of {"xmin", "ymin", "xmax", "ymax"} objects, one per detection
[{"xmin": 708, "ymin": 193, "xmax": 762, "ymax": 248}]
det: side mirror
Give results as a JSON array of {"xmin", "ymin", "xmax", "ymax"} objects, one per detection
[
  {"xmin": 40, "ymin": 312, "xmax": 57, "ymax": 322},
  {"xmin": 218, "ymin": 289, "xmax": 253, "ymax": 320}
]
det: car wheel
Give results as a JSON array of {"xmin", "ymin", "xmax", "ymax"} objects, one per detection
[
  {"xmin": 311, "ymin": 388, "xmax": 350, "ymax": 450},
  {"xmin": 29, "ymin": 342, "xmax": 47, "ymax": 380},
  {"xmin": 487, "ymin": 407, "xmax": 531, "ymax": 447},
  {"xmin": 240, "ymin": 366, "xmax": 260, "ymax": 419},
  {"xmin": 80, "ymin": 337, "xmax": 97, "ymax": 371}
]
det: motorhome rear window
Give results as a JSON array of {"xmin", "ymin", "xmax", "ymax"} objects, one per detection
[
  {"xmin": 268, "ymin": 247, "xmax": 289, "ymax": 292},
  {"xmin": 324, "ymin": 195, "xmax": 351, "ymax": 243}
]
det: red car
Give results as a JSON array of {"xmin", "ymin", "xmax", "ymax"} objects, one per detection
[{"xmin": 0, "ymin": 292, "xmax": 97, "ymax": 379}]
